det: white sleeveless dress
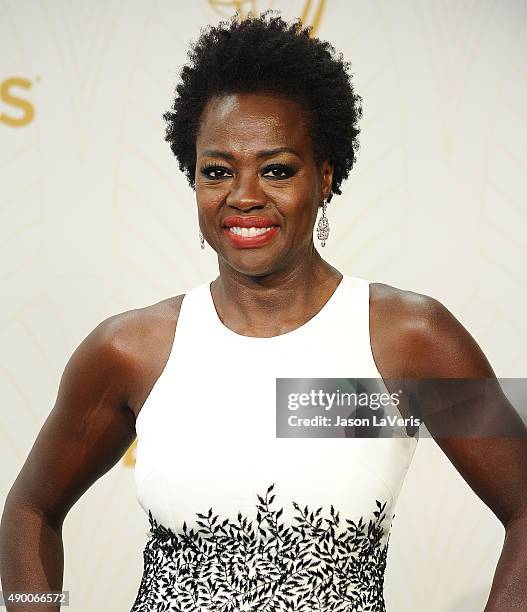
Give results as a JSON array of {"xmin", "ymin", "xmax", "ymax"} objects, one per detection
[{"xmin": 130, "ymin": 274, "xmax": 418, "ymax": 611}]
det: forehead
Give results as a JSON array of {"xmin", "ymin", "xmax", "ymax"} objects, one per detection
[{"xmin": 196, "ymin": 92, "xmax": 313, "ymax": 155}]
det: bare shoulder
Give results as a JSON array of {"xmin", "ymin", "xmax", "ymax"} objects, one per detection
[
  {"xmin": 102, "ymin": 293, "xmax": 186, "ymax": 420},
  {"xmin": 369, "ymin": 282, "xmax": 494, "ymax": 378},
  {"xmin": 369, "ymin": 285, "xmax": 527, "ymax": 539}
]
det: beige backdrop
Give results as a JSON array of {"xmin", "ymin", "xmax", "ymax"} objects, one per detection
[{"xmin": 1, "ymin": 1, "xmax": 526, "ymax": 610}]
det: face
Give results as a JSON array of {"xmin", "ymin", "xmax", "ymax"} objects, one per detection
[{"xmin": 195, "ymin": 92, "xmax": 333, "ymax": 277}]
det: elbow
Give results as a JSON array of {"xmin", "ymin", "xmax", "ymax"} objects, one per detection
[
  {"xmin": 1, "ymin": 488, "xmax": 63, "ymax": 535},
  {"xmin": 503, "ymin": 506, "xmax": 527, "ymax": 533}
]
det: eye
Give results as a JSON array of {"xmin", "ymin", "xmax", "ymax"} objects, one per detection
[
  {"xmin": 200, "ymin": 163, "xmax": 296, "ymax": 180},
  {"xmin": 262, "ymin": 164, "xmax": 295, "ymax": 179},
  {"xmin": 200, "ymin": 165, "xmax": 232, "ymax": 179}
]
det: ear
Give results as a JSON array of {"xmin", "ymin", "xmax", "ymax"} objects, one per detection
[{"xmin": 321, "ymin": 160, "xmax": 334, "ymax": 201}]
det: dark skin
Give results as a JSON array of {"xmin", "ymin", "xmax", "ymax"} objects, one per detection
[
  {"xmin": 195, "ymin": 92, "xmax": 339, "ymax": 335},
  {"xmin": 1, "ymin": 92, "xmax": 526, "ymax": 611}
]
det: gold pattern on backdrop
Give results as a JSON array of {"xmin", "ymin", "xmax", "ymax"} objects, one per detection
[
  {"xmin": 207, "ymin": 0, "xmax": 326, "ymax": 36},
  {"xmin": 0, "ymin": 77, "xmax": 35, "ymax": 127},
  {"xmin": 123, "ymin": 439, "xmax": 137, "ymax": 466}
]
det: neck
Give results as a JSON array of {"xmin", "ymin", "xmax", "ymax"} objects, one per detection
[{"xmin": 211, "ymin": 250, "xmax": 342, "ymax": 337}]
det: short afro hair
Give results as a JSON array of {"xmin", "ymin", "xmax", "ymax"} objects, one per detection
[{"xmin": 163, "ymin": 10, "xmax": 363, "ymax": 198}]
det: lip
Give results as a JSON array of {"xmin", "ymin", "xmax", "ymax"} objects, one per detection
[
  {"xmin": 222, "ymin": 215, "xmax": 279, "ymax": 229},
  {"xmin": 223, "ymin": 225, "xmax": 280, "ymax": 248}
]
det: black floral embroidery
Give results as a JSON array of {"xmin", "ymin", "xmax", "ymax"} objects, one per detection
[{"xmin": 130, "ymin": 484, "xmax": 393, "ymax": 612}]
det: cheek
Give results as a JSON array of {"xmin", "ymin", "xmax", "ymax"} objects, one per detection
[
  {"xmin": 196, "ymin": 189, "xmax": 225, "ymax": 217},
  {"xmin": 289, "ymin": 194, "xmax": 318, "ymax": 227}
]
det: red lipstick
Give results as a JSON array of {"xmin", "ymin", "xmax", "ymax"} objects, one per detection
[
  {"xmin": 223, "ymin": 215, "xmax": 279, "ymax": 228},
  {"xmin": 222, "ymin": 216, "xmax": 280, "ymax": 248}
]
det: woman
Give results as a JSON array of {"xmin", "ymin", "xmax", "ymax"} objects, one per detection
[{"xmin": 1, "ymin": 10, "xmax": 526, "ymax": 612}]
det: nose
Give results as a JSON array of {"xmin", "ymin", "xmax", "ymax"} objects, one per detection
[{"xmin": 225, "ymin": 172, "xmax": 266, "ymax": 211}]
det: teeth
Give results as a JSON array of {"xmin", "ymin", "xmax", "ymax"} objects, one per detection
[{"xmin": 229, "ymin": 226, "xmax": 274, "ymax": 237}]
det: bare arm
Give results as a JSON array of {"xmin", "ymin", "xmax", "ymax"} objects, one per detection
[
  {"xmin": 0, "ymin": 313, "xmax": 140, "ymax": 611},
  {"xmin": 406, "ymin": 295, "xmax": 527, "ymax": 611}
]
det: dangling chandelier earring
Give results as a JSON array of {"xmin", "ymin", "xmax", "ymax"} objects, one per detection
[
  {"xmin": 199, "ymin": 229, "xmax": 205, "ymax": 249},
  {"xmin": 317, "ymin": 195, "xmax": 331, "ymax": 247}
]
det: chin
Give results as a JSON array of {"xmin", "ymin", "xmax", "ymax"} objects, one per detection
[{"xmin": 224, "ymin": 255, "xmax": 282, "ymax": 278}]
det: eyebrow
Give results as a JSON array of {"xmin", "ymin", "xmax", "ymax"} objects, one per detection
[{"xmin": 200, "ymin": 147, "xmax": 302, "ymax": 160}]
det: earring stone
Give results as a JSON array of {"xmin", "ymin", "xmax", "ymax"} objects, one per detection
[{"xmin": 316, "ymin": 200, "xmax": 330, "ymax": 247}]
